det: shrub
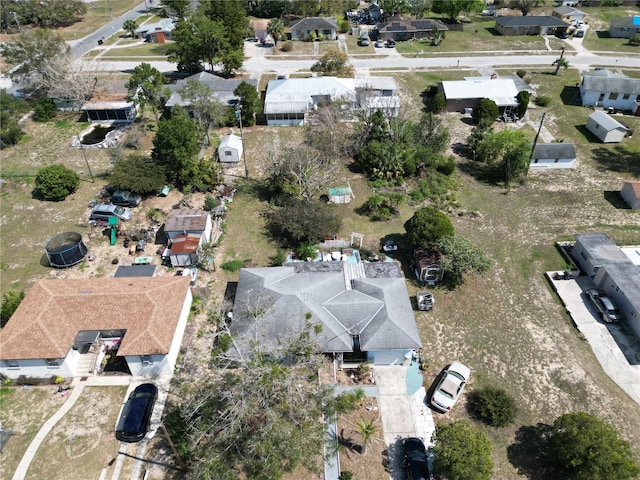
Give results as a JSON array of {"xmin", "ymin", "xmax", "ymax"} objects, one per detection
[
  {"xmin": 295, "ymin": 243, "xmax": 316, "ymax": 261},
  {"xmin": 339, "ymin": 20, "xmax": 350, "ymax": 33},
  {"xmin": 404, "ymin": 206, "xmax": 454, "ymax": 247},
  {"xmin": 1, "ymin": 289, "xmax": 25, "ymax": 328},
  {"xmin": 220, "ymin": 259, "xmax": 244, "ymax": 272},
  {"xmin": 339, "ymin": 471, "xmax": 354, "ymax": 480},
  {"xmin": 534, "ymin": 95, "xmax": 552, "ymax": 107},
  {"xmin": 32, "ymin": 97, "xmax": 57, "ymax": 122},
  {"xmin": 332, "ymin": 389, "xmax": 365, "ymax": 416},
  {"xmin": 203, "ymin": 194, "xmax": 217, "ymax": 211},
  {"xmin": 468, "ymin": 386, "xmax": 517, "ymax": 427},
  {"xmin": 280, "ymin": 40, "xmax": 293, "ymax": 52},
  {"xmin": 270, "ymin": 249, "xmax": 286, "ymax": 266},
  {"xmin": 35, "ymin": 164, "xmax": 80, "ymax": 201},
  {"xmin": 53, "ymin": 375, "xmax": 66, "ymax": 384},
  {"xmin": 629, "ymin": 34, "xmax": 640, "ymax": 46},
  {"xmin": 428, "ymin": 92, "xmax": 446, "ymax": 114},
  {"xmin": 516, "ymin": 90, "xmax": 530, "ymax": 118},
  {"xmin": 472, "ymin": 98, "xmax": 499, "ymax": 128},
  {"xmin": 516, "ymin": 69, "xmax": 527, "ymax": 78}
]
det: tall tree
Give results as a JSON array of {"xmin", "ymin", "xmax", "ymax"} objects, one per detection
[
  {"xmin": 0, "ymin": 0, "xmax": 86, "ymax": 32},
  {"xmin": 200, "ymin": 0, "xmax": 249, "ymax": 50},
  {"xmin": 435, "ymin": 235, "xmax": 491, "ymax": 287},
  {"xmin": 234, "ymin": 81, "xmax": 261, "ymax": 127},
  {"xmin": 432, "ymin": 421, "xmax": 493, "ymax": 480},
  {"xmin": 1, "ymin": 29, "xmax": 69, "ymax": 94},
  {"xmin": 125, "ymin": 62, "xmax": 168, "ymax": 122},
  {"xmin": 109, "ymin": 153, "xmax": 167, "ymax": 195},
  {"xmin": 163, "ymin": 0, "xmax": 192, "ymax": 18},
  {"xmin": 267, "ymin": 17, "xmax": 285, "ymax": 46},
  {"xmin": 545, "ymin": 412, "xmax": 639, "ymax": 480},
  {"xmin": 167, "ymin": 17, "xmax": 204, "ymax": 74},
  {"xmin": 511, "ymin": 0, "xmax": 537, "ymax": 16},
  {"xmin": 1, "ymin": 289, "xmax": 25, "ymax": 328},
  {"xmin": 177, "ymin": 78, "xmax": 226, "ymax": 133},
  {"xmin": 268, "ymin": 198, "xmax": 342, "ymax": 245},
  {"xmin": 431, "ymin": 0, "xmax": 485, "ymax": 21},
  {"xmin": 123, "ymin": 19, "xmax": 138, "ymax": 38},
  {"xmin": 151, "ymin": 109, "xmax": 200, "ymax": 187}
]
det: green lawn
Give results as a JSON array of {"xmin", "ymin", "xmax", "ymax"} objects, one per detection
[
  {"xmin": 57, "ymin": 0, "xmax": 144, "ymax": 41},
  {"xmin": 96, "ymin": 42, "xmax": 170, "ymax": 58}
]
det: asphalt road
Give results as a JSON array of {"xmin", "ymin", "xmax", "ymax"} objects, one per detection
[{"xmin": 69, "ymin": 2, "xmax": 149, "ymax": 60}]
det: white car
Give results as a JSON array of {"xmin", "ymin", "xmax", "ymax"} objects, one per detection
[{"xmin": 431, "ymin": 362, "xmax": 470, "ymax": 412}]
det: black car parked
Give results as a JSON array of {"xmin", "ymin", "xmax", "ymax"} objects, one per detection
[
  {"xmin": 403, "ymin": 437, "xmax": 431, "ymax": 480},
  {"xmin": 111, "ymin": 190, "xmax": 142, "ymax": 207},
  {"xmin": 116, "ymin": 383, "xmax": 158, "ymax": 442}
]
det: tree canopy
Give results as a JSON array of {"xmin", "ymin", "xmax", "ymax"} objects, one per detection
[
  {"xmin": 268, "ymin": 198, "xmax": 342, "ymax": 246},
  {"xmin": 0, "ymin": 28, "xmax": 70, "ymax": 95},
  {"xmin": 109, "ymin": 152, "xmax": 167, "ymax": 195},
  {"xmin": 311, "ymin": 50, "xmax": 354, "ymax": 77},
  {"xmin": 435, "ymin": 235, "xmax": 491, "ymax": 287},
  {"xmin": 1, "ymin": 289, "xmax": 25, "ymax": 328},
  {"xmin": 267, "ymin": 18, "xmax": 285, "ymax": 45},
  {"xmin": 545, "ymin": 412, "xmax": 640, "ymax": 480},
  {"xmin": 123, "ymin": 19, "xmax": 138, "ymax": 38},
  {"xmin": 404, "ymin": 206, "xmax": 454, "ymax": 247},
  {"xmin": 151, "ymin": 110, "xmax": 201, "ymax": 188},
  {"xmin": 234, "ymin": 81, "xmax": 261, "ymax": 127},
  {"xmin": 125, "ymin": 62, "xmax": 168, "ymax": 122},
  {"xmin": 467, "ymin": 128, "xmax": 531, "ymax": 186},
  {"xmin": 432, "ymin": 420, "xmax": 493, "ymax": 480},
  {"xmin": 472, "ymin": 98, "xmax": 498, "ymax": 129},
  {"xmin": 0, "ymin": 0, "xmax": 86, "ymax": 32},
  {"xmin": 431, "ymin": 0, "xmax": 485, "ymax": 21}
]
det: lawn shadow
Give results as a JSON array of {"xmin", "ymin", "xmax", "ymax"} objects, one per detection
[
  {"xmin": 591, "ymin": 145, "xmax": 640, "ymax": 177},
  {"xmin": 456, "ymin": 158, "xmax": 498, "ymax": 184},
  {"xmin": 604, "ymin": 190, "xmax": 630, "ymax": 210},
  {"xmin": 507, "ymin": 423, "xmax": 557, "ymax": 480}
]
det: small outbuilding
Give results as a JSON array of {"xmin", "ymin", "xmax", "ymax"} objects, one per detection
[
  {"xmin": 217, "ymin": 134, "xmax": 243, "ymax": 166},
  {"xmin": 328, "ymin": 184, "xmax": 354, "ymax": 204},
  {"xmin": 608, "ymin": 16, "xmax": 640, "ymax": 39},
  {"xmin": 530, "ymin": 143, "xmax": 576, "ymax": 169},
  {"xmin": 621, "ymin": 180, "xmax": 640, "ymax": 210},
  {"xmin": 586, "ymin": 111, "xmax": 628, "ymax": 143}
]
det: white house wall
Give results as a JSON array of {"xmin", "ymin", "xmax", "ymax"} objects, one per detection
[
  {"xmin": 586, "ymin": 117, "xmax": 625, "ymax": 143},
  {"xmin": 0, "ymin": 357, "xmax": 74, "ymax": 379},
  {"xmin": 367, "ymin": 349, "xmax": 412, "ymax": 366},
  {"xmin": 530, "ymin": 158, "xmax": 575, "ymax": 169},
  {"xmin": 595, "ymin": 270, "xmax": 640, "ymax": 339},
  {"xmin": 580, "ymin": 89, "xmax": 638, "ymax": 111}
]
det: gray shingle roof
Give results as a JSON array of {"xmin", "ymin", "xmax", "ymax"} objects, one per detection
[
  {"xmin": 230, "ymin": 263, "xmax": 422, "ymax": 357},
  {"xmin": 496, "ymin": 16, "xmax": 569, "ymax": 27},
  {"xmin": 581, "ymin": 74, "xmax": 640, "ymax": 96},
  {"xmin": 165, "ymin": 74, "xmax": 258, "ymax": 108},
  {"xmin": 588, "ymin": 111, "xmax": 628, "ymax": 132},
  {"xmin": 290, "ymin": 17, "xmax": 337, "ymax": 31},
  {"xmin": 532, "ymin": 142, "xmax": 576, "ymax": 159},
  {"xmin": 610, "ymin": 16, "xmax": 640, "ymax": 28}
]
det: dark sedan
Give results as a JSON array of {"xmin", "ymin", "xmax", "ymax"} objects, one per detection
[
  {"xmin": 116, "ymin": 383, "xmax": 157, "ymax": 442},
  {"xmin": 403, "ymin": 437, "xmax": 430, "ymax": 480}
]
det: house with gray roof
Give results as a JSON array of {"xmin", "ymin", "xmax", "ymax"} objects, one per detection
[
  {"xmin": 165, "ymin": 72, "xmax": 258, "ymax": 114},
  {"xmin": 609, "ymin": 16, "xmax": 640, "ymax": 38},
  {"xmin": 134, "ymin": 18, "xmax": 175, "ymax": 43},
  {"xmin": 531, "ymin": 142, "xmax": 576, "ymax": 169},
  {"xmin": 438, "ymin": 77, "xmax": 521, "ymax": 115},
  {"xmin": 229, "ymin": 262, "xmax": 423, "ymax": 365},
  {"xmin": 552, "ymin": 6, "xmax": 587, "ymax": 24},
  {"xmin": 290, "ymin": 17, "xmax": 338, "ymax": 41},
  {"xmin": 586, "ymin": 111, "xmax": 628, "ymax": 143},
  {"xmin": 374, "ymin": 16, "xmax": 448, "ymax": 41},
  {"xmin": 495, "ymin": 15, "xmax": 569, "ymax": 35},
  {"xmin": 579, "ymin": 69, "xmax": 640, "ymax": 114},
  {"xmin": 572, "ymin": 233, "xmax": 640, "ymax": 340}
]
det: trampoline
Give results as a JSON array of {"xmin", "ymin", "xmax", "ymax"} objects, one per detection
[{"xmin": 45, "ymin": 232, "xmax": 88, "ymax": 268}]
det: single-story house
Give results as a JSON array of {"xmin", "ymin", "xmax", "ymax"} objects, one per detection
[
  {"xmin": 217, "ymin": 133, "xmax": 243, "ymax": 166},
  {"xmin": 579, "ymin": 69, "xmax": 640, "ymax": 114},
  {"xmin": 530, "ymin": 142, "xmax": 576, "ymax": 169},
  {"xmin": 552, "ymin": 6, "xmax": 587, "ymax": 23},
  {"xmin": 374, "ymin": 16, "xmax": 448, "ymax": 41},
  {"xmin": 290, "ymin": 17, "xmax": 338, "ymax": 41},
  {"xmin": 586, "ymin": 111, "xmax": 628, "ymax": 143},
  {"xmin": 621, "ymin": 180, "xmax": 640, "ymax": 209},
  {"xmin": 134, "ymin": 18, "xmax": 175, "ymax": 43},
  {"xmin": 608, "ymin": 16, "xmax": 640, "ymax": 38},
  {"xmin": 572, "ymin": 233, "xmax": 640, "ymax": 339},
  {"xmin": 438, "ymin": 77, "xmax": 521, "ymax": 115},
  {"xmin": 0, "ymin": 277, "xmax": 192, "ymax": 379},
  {"xmin": 165, "ymin": 73, "xmax": 259, "ymax": 115},
  {"xmin": 229, "ymin": 261, "xmax": 423, "ymax": 365},
  {"xmin": 495, "ymin": 16, "xmax": 569, "ymax": 36},
  {"xmin": 264, "ymin": 76, "xmax": 399, "ymax": 126}
]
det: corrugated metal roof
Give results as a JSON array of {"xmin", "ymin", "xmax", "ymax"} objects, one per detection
[
  {"xmin": 442, "ymin": 79, "xmax": 519, "ymax": 106},
  {"xmin": 219, "ymin": 134, "xmax": 243, "ymax": 151}
]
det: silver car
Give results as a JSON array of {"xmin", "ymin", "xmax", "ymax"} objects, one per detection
[
  {"xmin": 89, "ymin": 203, "xmax": 132, "ymax": 222},
  {"xmin": 431, "ymin": 362, "xmax": 470, "ymax": 412},
  {"xmin": 586, "ymin": 288, "xmax": 623, "ymax": 323}
]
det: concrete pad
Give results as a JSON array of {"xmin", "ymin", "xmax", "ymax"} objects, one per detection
[{"xmin": 547, "ymin": 272, "xmax": 640, "ymax": 405}]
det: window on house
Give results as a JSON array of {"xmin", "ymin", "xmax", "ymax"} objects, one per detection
[
  {"xmin": 598, "ymin": 93, "xmax": 605, "ymax": 102},
  {"xmin": 225, "ymin": 150, "xmax": 232, "ymax": 156},
  {"xmin": 46, "ymin": 358, "xmax": 60, "ymax": 367},
  {"xmin": 4, "ymin": 360, "xmax": 19, "ymax": 368},
  {"xmin": 580, "ymin": 251, "xmax": 587, "ymax": 260},
  {"xmin": 555, "ymin": 159, "xmax": 559, "ymax": 163},
  {"xmin": 141, "ymin": 355, "xmax": 153, "ymax": 365},
  {"xmin": 609, "ymin": 92, "xmax": 619, "ymax": 100},
  {"xmin": 623, "ymin": 94, "xmax": 630, "ymax": 100}
]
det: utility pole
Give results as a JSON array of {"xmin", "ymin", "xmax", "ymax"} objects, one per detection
[
  {"xmin": 235, "ymin": 103, "xmax": 249, "ymax": 179},
  {"xmin": 528, "ymin": 112, "xmax": 546, "ymax": 175},
  {"xmin": 78, "ymin": 138, "xmax": 95, "ymax": 182},
  {"xmin": 107, "ymin": 0, "xmax": 113, "ymax": 19}
]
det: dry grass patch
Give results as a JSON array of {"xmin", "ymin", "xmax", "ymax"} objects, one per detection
[
  {"xmin": 25, "ymin": 386, "xmax": 127, "ymax": 480},
  {"xmin": 0, "ymin": 385, "xmax": 70, "ymax": 479}
]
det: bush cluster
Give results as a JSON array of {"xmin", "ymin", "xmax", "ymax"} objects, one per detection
[{"xmin": 468, "ymin": 386, "xmax": 517, "ymax": 427}]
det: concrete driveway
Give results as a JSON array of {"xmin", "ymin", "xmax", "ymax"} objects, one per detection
[
  {"xmin": 374, "ymin": 364, "xmax": 435, "ymax": 480},
  {"xmin": 548, "ymin": 273, "xmax": 640, "ymax": 404}
]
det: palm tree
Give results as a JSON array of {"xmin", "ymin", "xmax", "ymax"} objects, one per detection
[
  {"xmin": 352, "ymin": 418, "xmax": 378, "ymax": 454},
  {"xmin": 123, "ymin": 19, "xmax": 138, "ymax": 38},
  {"xmin": 267, "ymin": 18, "xmax": 285, "ymax": 46}
]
